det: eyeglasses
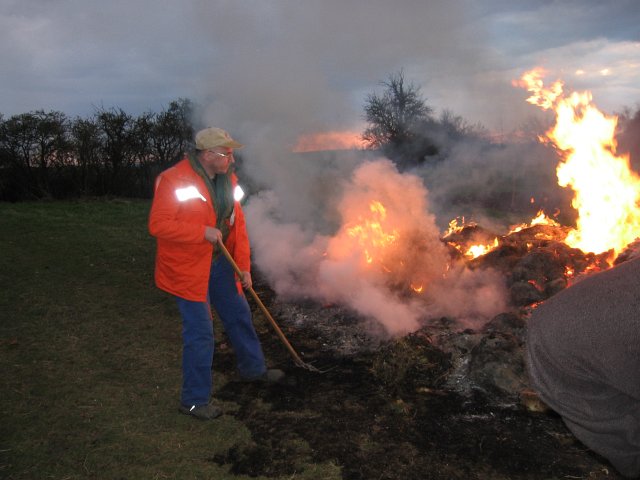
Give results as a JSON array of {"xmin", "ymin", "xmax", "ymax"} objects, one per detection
[{"xmin": 210, "ymin": 151, "xmax": 233, "ymax": 158}]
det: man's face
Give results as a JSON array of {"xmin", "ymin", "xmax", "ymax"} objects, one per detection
[{"xmin": 202, "ymin": 147, "xmax": 234, "ymax": 174}]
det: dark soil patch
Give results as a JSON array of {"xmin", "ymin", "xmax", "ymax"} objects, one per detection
[{"xmin": 210, "ymin": 277, "xmax": 621, "ymax": 480}]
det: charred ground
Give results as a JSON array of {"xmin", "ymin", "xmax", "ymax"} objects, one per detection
[{"xmin": 210, "ymin": 258, "xmax": 622, "ymax": 479}]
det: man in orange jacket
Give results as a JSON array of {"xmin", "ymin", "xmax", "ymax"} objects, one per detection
[{"xmin": 149, "ymin": 127, "xmax": 284, "ymax": 420}]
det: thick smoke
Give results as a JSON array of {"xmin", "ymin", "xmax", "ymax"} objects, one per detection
[
  {"xmin": 245, "ymin": 158, "xmax": 508, "ymax": 336},
  {"xmin": 184, "ymin": 2, "xmax": 637, "ymax": 337},
  {"xmin": 416, "ymin": 132, "xmax": 577, "ymax": 231}
]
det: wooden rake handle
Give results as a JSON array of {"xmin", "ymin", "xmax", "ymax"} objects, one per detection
[{"xmin": 216, "ymin": 241, "xmax": 318, "ymax": 371}]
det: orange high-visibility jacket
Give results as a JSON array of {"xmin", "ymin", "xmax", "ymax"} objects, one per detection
[{"xmin": 148, "ymin": 157, "xmax": 250, "ymax": 301}]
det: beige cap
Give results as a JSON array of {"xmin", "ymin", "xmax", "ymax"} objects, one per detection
[{"xmin": 195, "ymin": 127, "xmax": 243, "ymax": 150}]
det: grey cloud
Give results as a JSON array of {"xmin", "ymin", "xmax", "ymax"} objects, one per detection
[{"xmin": 1, "ymin": 0, "xmax": 638, "ymax": 128}]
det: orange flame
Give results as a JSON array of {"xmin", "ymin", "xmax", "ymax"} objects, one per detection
[
  {"xmin": 464, "ymin": 237, "xmax": 499, "ymax": 259},
  {"xmin": 518, "ymin": 68, "xmax": 640, "ymax": 258},
  {"xmin": 513, "ymin": 67, "xmax": 564, "ymax": 110},
  {"xmin": 509, "ymin": 210, "xmax": 559, "ymax": 234},
  {"xmin": 346, "ymin": 200, "xmax": 398, "ymax": 266},
  {"xmin": 443, "ymin": 217, "xmax": 476, "ymax": 237},
  {"xmin": 442, "ymin": 217, "xmax": 499, "ymax": 259}
]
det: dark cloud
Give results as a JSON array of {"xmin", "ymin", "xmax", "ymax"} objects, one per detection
[{"xmin": 1, "ymin": 0, "xmax": 638, "ymax": 129}]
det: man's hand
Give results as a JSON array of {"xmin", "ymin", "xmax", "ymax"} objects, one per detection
[
  {"xmin": 204, "ymin": 226, "xmax": 223, "ymax": 244},
  {"xmin": 240, "ymin": 271, "xmax": 252, "ymax": 290}
]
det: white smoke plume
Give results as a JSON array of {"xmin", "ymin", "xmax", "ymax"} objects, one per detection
[
  {"xmin": 390, "ymin": 116, "xmax": 578, "ymax": 234},
  {"xmin": 183, "ymin": 1, "xmax": 608, "ymax": 337},
  {"xmin": 245, "ymin": 158, "xmax": 508, "ymax": 336}
]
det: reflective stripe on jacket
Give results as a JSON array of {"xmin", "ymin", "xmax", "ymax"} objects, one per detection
[{"xmin": 148, "ymin": 157, "xmax": 250, "ymax": 301}]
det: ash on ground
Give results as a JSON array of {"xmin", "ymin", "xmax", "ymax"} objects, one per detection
[
  {"xmin": 258, "ymin": 223, "xmax": 628, "ymax": 407},
  {"xmin": 221, "ymin": 232, "xmax": 627, "ymax": 479},
  {"xmin": 267, "ymin": 292, "xmax": 530, "ymax": 407}
]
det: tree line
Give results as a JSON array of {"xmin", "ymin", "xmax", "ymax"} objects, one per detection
[
  {"xmin": 0, "ymin": 71, "xmax": 491, "ymax": 201},
  {"xmin": 6, "ymin": 70, "xmax": 634, "ymax": 202},
  {"xmin": 0, "ymin": 99, "xmax": 194, "ymax": 201}
]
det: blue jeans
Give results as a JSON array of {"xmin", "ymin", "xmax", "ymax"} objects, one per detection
[{"xmin": 176, "ymin": 255, "xmax": 266, "ymax": 406}]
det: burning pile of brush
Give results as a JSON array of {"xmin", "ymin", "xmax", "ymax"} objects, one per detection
[
  {"xmin": 248, "ymin": 67, "xmax": 640, "ymax": 342},
  {"xmin": 253, "ymin": 68, "xmax": 640, "ymax": 405},
  {"xmin": 441, "ymin": 68, "xmax": 640, "ymax": 307},
  {"xmin": 442, "ymin": 213, "xmax": 607, "ymax": 307}
]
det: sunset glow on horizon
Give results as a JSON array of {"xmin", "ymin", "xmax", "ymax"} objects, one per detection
[{"xmin": 293, "ymin": 130, "xmax": 367, "ymax": 153}]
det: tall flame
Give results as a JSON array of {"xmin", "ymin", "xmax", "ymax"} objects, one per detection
[{"xmin": 516, "ymin": 68, "xmax": 640, "ymax": 257}]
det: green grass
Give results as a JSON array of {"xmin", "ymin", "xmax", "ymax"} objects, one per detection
[{"xmin": 0, "ymin": 199, "xmax": 338, "ymax": 480}]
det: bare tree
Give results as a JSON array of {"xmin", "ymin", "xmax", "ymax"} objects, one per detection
[
  {"xmin": 132, "ymin": 111, "xmax": 156, "ymax": 166},
  {"xmin": 94, "ymin": 107, "xmax": 135, "ymax": 195},
  {"xmin": 0, "ymin": 110, "xmax": 70, "ymax": 198},
  {"xmin": 151, "ymin": 98, "xmax": 194, "ymax": 166},
  {"xmin": 70, "ymin": 117, "xmax": 101, "ymax": 195},
  {"xmin": 362, "ymin": 70, "xmax": 436, "ymax": 169},
  {"xmin": 438, "ymin": 109, "xmax": 485, "ymax": 140}
]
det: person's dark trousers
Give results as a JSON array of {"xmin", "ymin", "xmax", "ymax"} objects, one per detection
[
  {"xmin": 176, "ymin": 254, "xmax": 267, "ymax": 406},
  {"xmin": 209, "ymin": 255, "xmax": 267, "ymax": 379}
]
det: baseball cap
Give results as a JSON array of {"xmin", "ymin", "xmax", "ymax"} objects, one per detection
[{"xmin": 195, "ymin": 127, "xmax": 243, "ymax": 150}]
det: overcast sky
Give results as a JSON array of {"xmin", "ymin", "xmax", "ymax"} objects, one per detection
[{"xmin": 2, "ymin": 0, "xmax": 639, "ymax": 141}]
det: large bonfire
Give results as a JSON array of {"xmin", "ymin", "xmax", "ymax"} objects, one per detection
[
  {"xmin": 516, "ymin": 68, "xmax": 640, "ymax": 258},
  {"xmin": 249, "ymin": 67, "xmax": 639, "ymax": 339},
  {"xmin": 444, "ymin": 68, "xmax": 640, "ymax": 273},
  {"xmin": 324, "ymin": 67, "xmax": 640, "ymax": 319}
]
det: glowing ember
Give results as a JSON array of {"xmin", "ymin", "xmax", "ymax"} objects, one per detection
[
  {"xmin": 346, "ymin": 200, "xmax": 398, "ymax": 266},
  {"xmin": 517, "ymin": 68, "xmax": 640, "ymax": 258}
]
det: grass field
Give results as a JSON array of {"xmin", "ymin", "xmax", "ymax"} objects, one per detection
[{"xmin": 0, "ymin": 200, "xmax": 339, "ymax": 480}]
